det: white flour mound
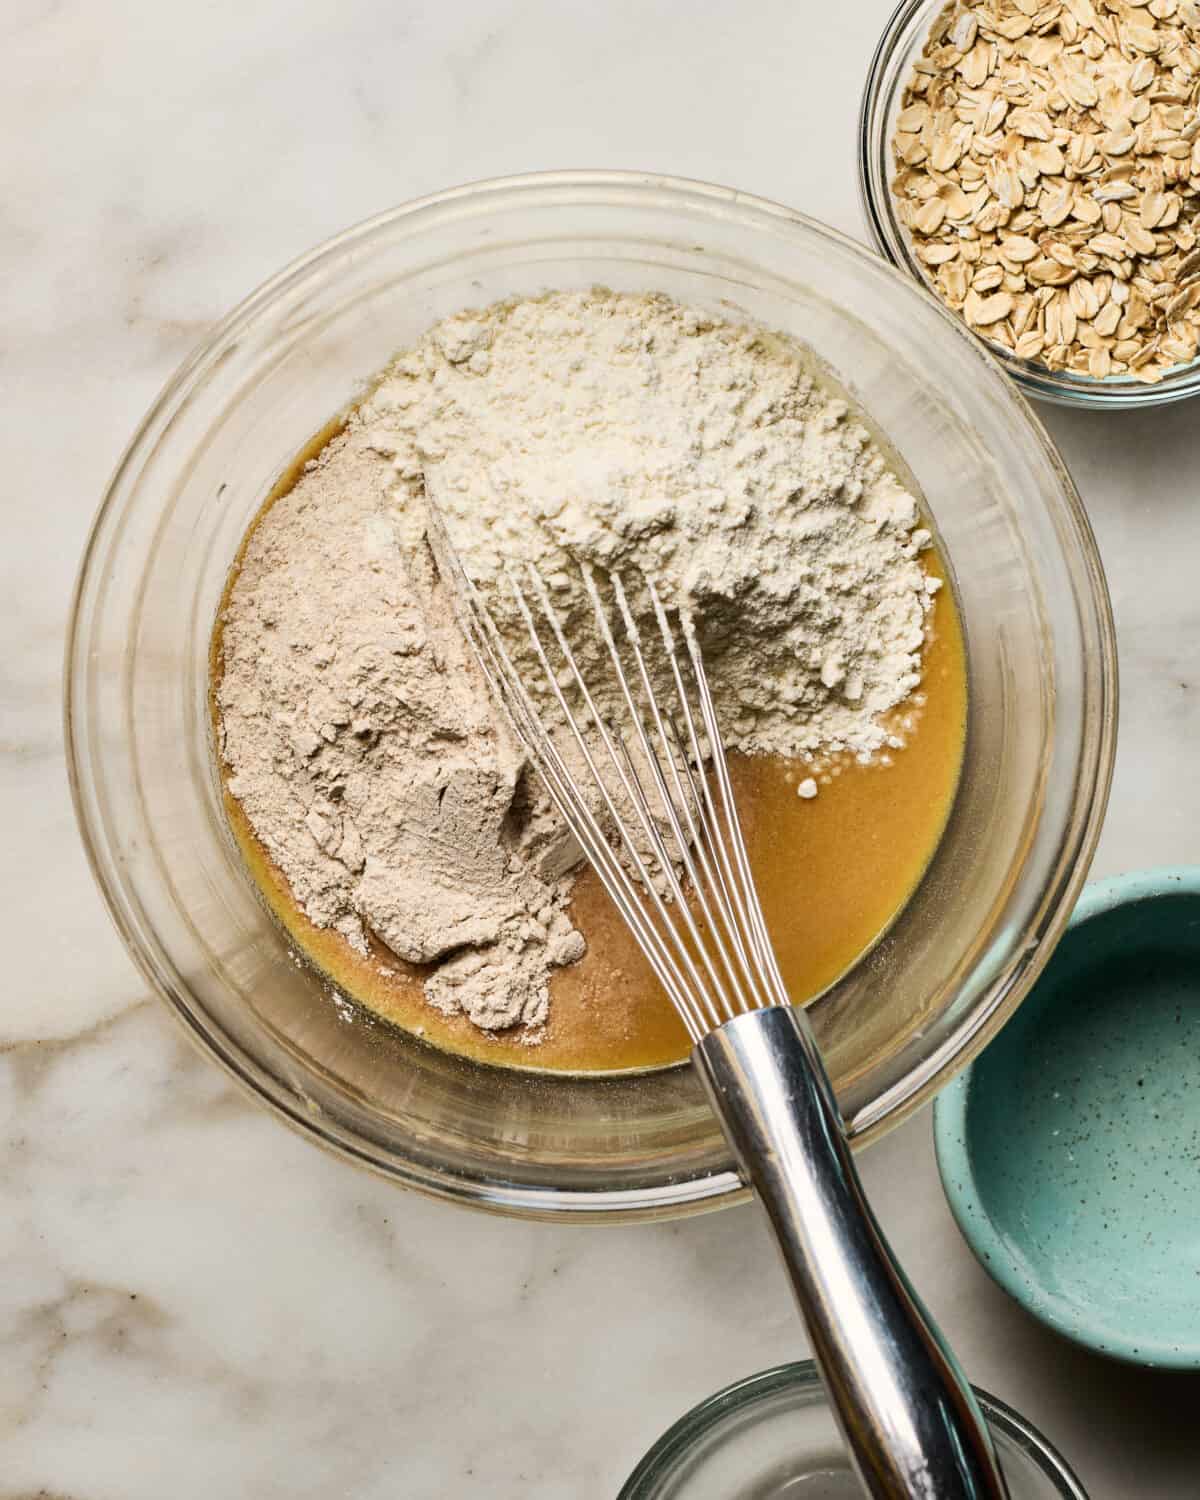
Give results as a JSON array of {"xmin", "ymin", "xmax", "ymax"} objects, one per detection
[{"xmin": 217, "ymin": 289, "xmax": 938, "ymax": 1039}]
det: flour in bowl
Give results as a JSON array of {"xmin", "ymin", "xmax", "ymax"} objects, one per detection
[{"xmin": 216, "ymin": 289, "xmax": 939, "ymax": 1040}]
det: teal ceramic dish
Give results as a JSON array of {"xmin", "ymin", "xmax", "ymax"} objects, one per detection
[{"xmin": 935, "ymin": 868, "xmax": 1200, "ymax": 1369}]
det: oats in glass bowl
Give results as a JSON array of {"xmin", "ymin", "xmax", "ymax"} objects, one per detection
[{"xmin": 891, "ymin": 0, "xmax": 1200, "ymax": 384}]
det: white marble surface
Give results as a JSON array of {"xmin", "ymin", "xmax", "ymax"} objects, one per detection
[{"xmin": 4, "ymin": 1, "xmax": 1200, "ymax": 1495}]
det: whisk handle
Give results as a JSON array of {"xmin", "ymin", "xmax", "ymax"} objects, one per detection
[{"xmin": 695, "ymin": 1005, "xmax": 1009, "ymax": 1500}]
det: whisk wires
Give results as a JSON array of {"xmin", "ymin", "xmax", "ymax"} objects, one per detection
[{"xmin": 427, "ymin": 509, "xmax": 791, "ymax": 1045}]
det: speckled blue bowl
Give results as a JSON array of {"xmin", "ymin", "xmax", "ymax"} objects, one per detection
[{"xmin": 934, "ymin": 867, "xmax": 1200, "ymax": 1369}]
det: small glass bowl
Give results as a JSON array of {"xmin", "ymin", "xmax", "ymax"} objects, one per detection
[
  {"xmin": 859, "ymin": 0, "xmax": 1200, "ymax": 410},
  {"xmin": 620, "ymin": 1362, "xmax": 1088, "ymax": 1499},
  {"xmin": 65, "ymin": 172, "xmax": 1115, "ymax": 1221}
]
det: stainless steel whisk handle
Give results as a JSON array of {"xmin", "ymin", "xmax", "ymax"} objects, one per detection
[{"xmin": 695, "ymin": 1005, "xmax": 1010, "ymax": 1500}]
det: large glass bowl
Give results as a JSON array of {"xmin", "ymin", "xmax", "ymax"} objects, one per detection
[
  {"xmin": 619, "ymin": 1362, "xmax": 1087, "ymax": 1498},
  {"xmin": 859, "ymin": 0, "xmax": 1200, "ymax": 410},
  {"xmin": 65, "ymin": 171, "xmax": 1116, "ymax": 1221}
]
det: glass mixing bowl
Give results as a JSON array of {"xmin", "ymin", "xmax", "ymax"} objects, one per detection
[
  {"xmin": 619, "ymin": 1362, "xmax": 1088, "ymax": 1498},
  {"xmin": 65, "ymin": 171, "xmax": 1116, "ymax": 1221},
  {"xmin": 859, "ymin": 0, "xmax": 1200, "ymax": 410}
]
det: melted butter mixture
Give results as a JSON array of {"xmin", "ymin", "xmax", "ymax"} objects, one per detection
[{"xmin": 213, "ymin": 426, "xmax": 967, "ymax": 1076}]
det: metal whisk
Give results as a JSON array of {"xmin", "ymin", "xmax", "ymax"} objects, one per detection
[{"xmin": 429, "ymin": 513, "xmax": 1008, "ymax": 1500}]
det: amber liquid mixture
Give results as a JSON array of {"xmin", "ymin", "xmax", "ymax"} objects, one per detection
[{"xmin": 213, "ymin": 426, "xmax": 967, "ymax": 1076}]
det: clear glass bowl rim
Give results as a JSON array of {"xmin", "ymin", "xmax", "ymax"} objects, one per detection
[
  {"xmin": 857, "ymin": 0, "xmax": 1200, "ymax": 411},
  {"xmin": 618, "ymin": 1360, "xmax": 1089, "ymax": 1498},
  {"xmin": 64, "ymin": 169, "xmax": 1117, "ymax": 1220}
]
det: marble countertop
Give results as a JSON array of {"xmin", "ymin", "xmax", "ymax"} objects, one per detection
[{"xmin": 5, "ymin": 1, "xmax": 1200, "ymax": 1494}]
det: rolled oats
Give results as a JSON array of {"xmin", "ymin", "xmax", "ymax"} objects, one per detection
[{"xmin": 891, "ymin": 0, "xmax": 1200, "ymax": 382}]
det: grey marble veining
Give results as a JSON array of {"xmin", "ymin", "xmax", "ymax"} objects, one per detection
[{"xmin": 3, "ymin": 1, "xmax": 1199, "ymax": 1496}]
